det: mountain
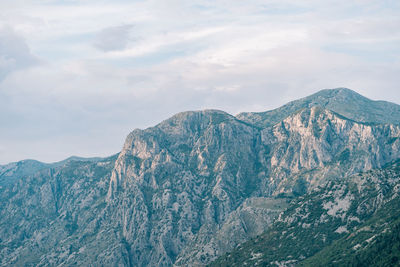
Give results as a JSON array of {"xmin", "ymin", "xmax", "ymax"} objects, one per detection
[
  {"xmin": 237, "ymin": 88, "xmax": 400, "ymax": 128},
  {"xmin": 104, "ymin": 105, "xmax": 400, "ymax": 266},
  {"xmin": 0, "ymin": 155, "xmax": 119, "ymax": 266},
  {"xmin": 0, "ymin": 159, "xmax": 49, "ymax": 186},
  {"xmin": 0, "ymin": 156, "xmax": 106, "ymax": 187},
  {"xmin": 1, "ymin": 88, "xmax": 400, "ymax": 266}
]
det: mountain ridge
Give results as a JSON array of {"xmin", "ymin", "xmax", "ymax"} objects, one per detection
[
  {"xmin": 237, "ymin": 88, "xmax": 400, "ymax": 128},
  {"xmin": 1, "ymin": 88, "xmax": 400, "ymax": 266},
  {"xmin": 102, "ymin": 89, "xmax": 400, "ymax": 265}
]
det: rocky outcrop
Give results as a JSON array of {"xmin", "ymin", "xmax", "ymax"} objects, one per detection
[
  {"xmin": 264, "ymin": 106, "xmax": 400, "ymax": 194},
  {"xmin": 105, "ymin": 110, "xmax": 269, "ymax": 266}
]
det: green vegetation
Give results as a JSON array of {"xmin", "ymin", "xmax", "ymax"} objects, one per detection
[{"xmin": 301, "ymin": 197, "xmax": 400, "ymax": 267}]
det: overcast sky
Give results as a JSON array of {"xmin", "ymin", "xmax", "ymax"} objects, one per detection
[{"xmin": 1, "ymin": 0, "xmax": 400, "ymax": 164}]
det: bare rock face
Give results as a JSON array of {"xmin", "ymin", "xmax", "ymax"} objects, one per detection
[
  {"xmin": 101, "ymin": 105, "xmax": 400, "ymax": 266},
  {"xmin": 105, "ymin": 110, "xmax": 270, "ymax": 266},
  {"xmin": 1, "ymin": 88, "xmax": 400, "ymax": 266},
  {"xmin": 264, "ymin": 106, "xmax": 400, "ymax": 195}
]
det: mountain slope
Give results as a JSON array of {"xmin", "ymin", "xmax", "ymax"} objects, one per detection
[
  {"xmin": 0, "ymin": 160, "xmax": 49, "ymax": 186},
  {"xmin": 0, "ymin": 155, "xmax": 118, "ymax": 266},
  {"xmin": 0, "ymin": 156, "xmax": 108, "ymax": 187},
  {"xmin": 237, "ymin": 88, "xmax": 400, "ymax": 128},
  {"xmin": 300, "ymin": 196, "xmax": 400, "ymax": 266},
  {"xmin": 209, "ymin": 160, "xmax": 400, "ymax": 266}
]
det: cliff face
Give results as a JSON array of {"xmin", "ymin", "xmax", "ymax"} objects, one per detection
[
  {"xmin": 264, "ymin": 106, "xmax": 400, "ymax": 194},
  {"xmin": 105, "ymin": 110, "xmax": 269, "ymax": 266},
  {"xmin": 1, "ymin": 88, "xmax": 400, "ymax": 266}
]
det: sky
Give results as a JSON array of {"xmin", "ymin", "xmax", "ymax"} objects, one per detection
[{"xmin": 1, "ymin": 0, "xmax": 400, "ymax": 164}]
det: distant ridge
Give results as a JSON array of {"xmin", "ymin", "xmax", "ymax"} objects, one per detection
[{"xmin": 0, "ymin": 154, "xmax": 118, "ymax": 186}]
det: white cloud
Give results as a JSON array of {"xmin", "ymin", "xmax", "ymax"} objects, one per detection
[
  {"xmin": 0, "ymin": 26, "xmax": 38, "ymax": 80},
  {"xmin": 0, "ymin": 0, "xmax": 399, "ymax": 163},
  {"xmin": 93, "ymin": 24, "xmax": 135, "ymax": 52}
]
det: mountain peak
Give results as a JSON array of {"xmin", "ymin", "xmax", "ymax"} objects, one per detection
[
  {"xmin": 237, "ymin": 88, "xmax": 400, "ymax": 128},
  {"xmin": 161, "ymin": 109, "xmax": 233, "ymax": 124},
  {"xmin": 309, "ymin": 88, "xmax": 369, "ymax": 102},
  {"xmin": 148, "ymin": 109, "xmax": 242, "ymax": 137},
  {"xmin": 318, "ymin": 87, "xmax": 358, "ymax": 95}
]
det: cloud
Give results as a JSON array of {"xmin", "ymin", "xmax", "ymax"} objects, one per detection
[
  {"xmin": 0, "ymin": 0, "xmax": 400, "ymax": 164},
  {"xmin": 93, "ymin": 24, "xmax": 135, "ymax": 52},
  {"xmin": 0, "ymin": 26, "xmax": 38, "ymax": 80}
]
